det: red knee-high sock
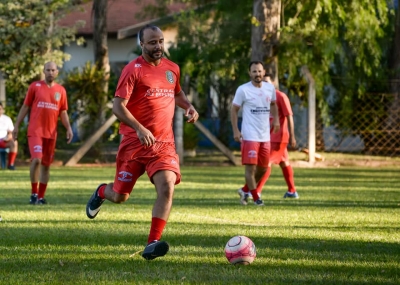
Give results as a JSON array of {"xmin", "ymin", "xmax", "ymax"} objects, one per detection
[
  {"xmin": 148, "ymin": 217, "xmax": 167, "ymax": 244},
  {"xmin": 256, "ymin": 166, "xmax": 271, "ymax": 194},
  {"xmin": 8, "ymin": 152, "xmax": 17, "ymax": 166},
  {"xmin": 38, "ymin": 183, "xmax": 48, "ymax": 199},
  {"xmin": 250, "ymin": 189, "xmax": 260, "ymax": 201},
  {"xmin": 97, "ymin": 184, "xmax": 106, "ymax": 199},
  {"xmin": 242, "ymin": 184, "xmax": 249, "ymax": 193},
  {"xmin": 282, "ymin": 165, "xmax": 296, "ymax": 193},
  {"xmin": 31, "ymin": 182, "xmax": 38, "ymax": 195}
]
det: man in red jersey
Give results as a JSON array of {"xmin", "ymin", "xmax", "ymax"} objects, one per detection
[
  {"xmin": 238, "ymin": 74, "xmax": 299, "ymax": 200},
  {"xmin": 13, "ymin": 62, "xmax": 73, "ymax": 205},
  {"xmin": 86, "ymin": 25, "xmax": 199, "ymax": 260}
]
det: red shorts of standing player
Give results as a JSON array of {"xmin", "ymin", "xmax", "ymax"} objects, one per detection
[{"xmin": 239, "ymin": 76, "xmax": 299, "ymax": 200}]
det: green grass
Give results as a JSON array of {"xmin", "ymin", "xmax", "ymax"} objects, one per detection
[{"xmin": 0, "ymin": 165, "xmax": 399, "ymax": 284}]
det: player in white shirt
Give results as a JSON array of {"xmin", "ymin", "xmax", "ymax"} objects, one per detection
[
  {"xmin": 231, "ymin": 61, "xmax": 280, "ymax": 206},
  {"xmin": 0, "ymin": 103, "xmax": 18, "ymax": 170}
]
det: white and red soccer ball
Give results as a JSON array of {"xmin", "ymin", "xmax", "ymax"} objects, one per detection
[{"xmin": 225, "ymin": 235, "xmax": 256, "ymax": 265}]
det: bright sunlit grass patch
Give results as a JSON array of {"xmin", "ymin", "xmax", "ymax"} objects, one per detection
[{"xmin": 0, "ymin": 165, "xmax": 399, "ymax": 284}]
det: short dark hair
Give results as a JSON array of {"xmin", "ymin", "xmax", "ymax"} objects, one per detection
[
  {"xmin": 139, "ymin": 24, "xmax": 161, "ymax": 42},
  {"xmin": 0, "ymin": 102, "xmax": 3, "ymax": 107},
  {"xmin": 248, "ymin": 61, "xmax": 264, "ymax": 71}
]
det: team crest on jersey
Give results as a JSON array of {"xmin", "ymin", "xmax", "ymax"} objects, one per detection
[
  {"xmin": 165, "ymin": 71, "xmax": 174, "ymax": 84},
  {"xmin": 54, "ymin": 92, "xmax": 61, "ymax": 101}
]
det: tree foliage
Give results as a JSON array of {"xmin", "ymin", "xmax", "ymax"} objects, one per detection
[
  {"xmin": 145, "ymin": 0, "xmax": 398, "ymax": 151},
  {"xmin": 63, "ymin": 61, "xmax": 117, "ymax": 142},
  {"xmin": 141, "ymin": 0, "xmax": 253, "ymax": 144},
  {"xmin": 0, "ymin": 0, "xmax": 82, "ymax": 110}
]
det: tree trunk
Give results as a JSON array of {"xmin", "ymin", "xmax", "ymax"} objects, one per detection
[
  {"xmin": 93, "ymin": 0, "xmax": 110, "ymax": 127},
  {"xmin": 251, "ymin": 0, "xmax": 281, "ymax": 85},
  {"xmin": 386, "ymin": 5, "xmax": 400, "ymax": 154}
]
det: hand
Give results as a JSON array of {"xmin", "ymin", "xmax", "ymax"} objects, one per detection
[
  {"xmin": 66, "ymin": 128, "xmax": 74, "ymax": 144},
  {"xmin": 233, "ymin": 130, "xmax": 242, "ymax": 142},
  {"xmin": 137, "ymin": 126, "xmax": 156, "ymax": 147},
  {"xmin": 289, "ymin": 136, "xmax": 296, "ymax": 149},
  {"xmin": 272, "ymin": 123, "xmax": 280, "ymax": 134},
  {"xmin": 12, "ymin": 127, "xmax": 19, "ymax": 141},
  {"xmin": 185, "ymin": 105, "xmax": 199, "ymax": 123}
]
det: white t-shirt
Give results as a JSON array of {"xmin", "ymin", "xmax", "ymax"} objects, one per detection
[
  {"xmin": 0, "ymin": 114, "xmax": 14, "ymax": 139},
  {"xmin": 232, "ymin": 81, "xmax": 276, "ymax": 142}
]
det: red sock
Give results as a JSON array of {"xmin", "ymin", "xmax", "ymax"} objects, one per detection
[
  {"xmin": 250, "ymin": 189, "xmax": 260, "ymax": 201},
  {"xmin": 148, "ymin": 217, "xmax": 167, "ymax": 244},
  {"xmin": 38, "ymin": 183, "xmax": 47, "ymax": 199},
  {"xmin": 282, "ymin": 165, "xmax": 296, "ymax": 193},
  {"xmin": 31, "ymin": 182, "xmax": 38, "ymax": 195},
  {"xmin": 8, "ymin": 152, "xmax": 17, "ymax": 166},
  {"xmin": 256, "ymin": 166, "xmax": 271, "ymax": 194},
  {"xmin": 242, "ymin": 184, "xmax": 249, "ymax": 193},
  {"xmin": 97, "ymin": 184, "xmax": 106, "ymax": 199}
]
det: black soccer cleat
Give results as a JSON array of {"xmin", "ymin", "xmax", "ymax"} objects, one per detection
[
  {"xmin": 86, "ymin": 183, "xmax": 106, "ymax": 219},
  {"xmin": 37, "ymin": 198, "xmax": 47, "ymax": 205},
  {"xmin": 29, "ymin": 194, "xmax": 38, "ymax": 205},
  {"xmin": 142, "ymin": 240, "xmax": 169, "ymax": 260}
]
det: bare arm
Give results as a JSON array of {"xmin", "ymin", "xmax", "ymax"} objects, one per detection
[
  {"xmin": 231, "ymin": 104, "xmax": 241, "ymax": 142},
  {"xmin": 12, "ymin": 104, "xmax": 30, "ymax": 140},
  {"xmin": 287, "ymin": 114, "xmax": 296, "ymax": 148},
  {"xmin": 270, "ymin": 102, "xmax": 280, "ymax": 134},
  {"xmin": 60, "ymin": 110, "xmax": 73, "ymax": 144},
  {"xmin": 175, "ymin": 90, "xmax": 199, "ymax": 123},
  {"xmin": 112, "ymin": 96, "xmax": 156, "ymax": 147}
]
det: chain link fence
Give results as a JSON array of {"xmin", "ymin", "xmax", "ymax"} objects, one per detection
[{"xmin": 292, "ymin": 82, "xmax": 400, "ymax": 157}]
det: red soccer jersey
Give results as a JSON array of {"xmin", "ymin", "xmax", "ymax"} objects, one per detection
[
  {"xmin": 270, "ymin": 90, "xmax": 293, "ymax": 143},
  {"xmin": 115, "ymin": 56, "xmax": 182, "ymax": 142},
  {"xmin": 24, "ymin": 81, "xmax": 68, "ymax": 139}
]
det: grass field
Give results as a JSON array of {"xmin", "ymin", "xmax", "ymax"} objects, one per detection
[{"xmin": 0, "ymin": 165, "xmax": 399, "ymax": 284}]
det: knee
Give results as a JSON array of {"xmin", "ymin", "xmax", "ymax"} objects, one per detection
[
  {"xmin": 112, "ymin": 193, "xmax": 129, "ymax": 203},
  {"xmin": 158, "ymin": 183, "xmax": 175, "ymax": 199},
  {"xmin": 31, "ymin": 158, "xmax": 41, "ymax": 165}
]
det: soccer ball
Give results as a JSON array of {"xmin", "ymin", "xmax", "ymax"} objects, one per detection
[{"xmin": 225, "ymin": 235, "xmax": 256, "ymax": 265}]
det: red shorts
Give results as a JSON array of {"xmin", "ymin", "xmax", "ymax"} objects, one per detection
[
  {"xmin": 113, "ymin": 135, "xmax": 181, "ymax": 195},
  {"xmin": 269, "ymin": 142, "xmax": 289, "ymax": 164},
  {"xmin": 0, "ymin": 139, "xmax": 7, "ymax": 148},
  {"xmin": 241, "ymin": 140, "xmax": 270, "ymax": 167},
  {"xmin": 28, "ymin": 137, "xmax": 57, "ymax": 166}
]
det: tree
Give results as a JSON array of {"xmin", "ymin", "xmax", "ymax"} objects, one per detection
[
  {"xmin": 0, "ymin": 0, "xmax": 81, "ymax": 111},
  {"xmin": 136, "ymin": 0, "xmax": 399, "ymax": 153},
  {"xmin": 251, "ymin": 0, "xmax": 281, "ymax": 85},
  {"xmin": 92, "ymin": 0, "xmax": 110, "ymax": 128}
]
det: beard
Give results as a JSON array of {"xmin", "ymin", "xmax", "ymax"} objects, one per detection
[
  {"xmin": 45, "ymin": 76, "xmax": 55, "ymax": 83},
  {"xmin": 144, "ymin": 48, "xmax": 164, "ymax": 60},
  {"xmin": 253, "ymin": 76, "xmax": 263, "ymax": 83}
]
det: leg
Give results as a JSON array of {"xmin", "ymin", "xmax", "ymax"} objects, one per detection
[
  {"xmin": 256, "ymin": 164, "xmax": 271, "ymax": 195},
  {"xmin": 86, "ymin": 182, "xmax": 130, "ymax": 219},
  {"xmin": 244, "ymin": 164, "xmax": 257, "ymax": 190},
  {"xmin": 152, "ymin": 170, "xmax": 175, "ymax": 224},
  {"xmin": 250, "ymin": 165, "xmax": 266, "ymax": 203},
  {"xmin": 104, "ymin": 183, "xmax": 129, "ymax": 203},
  {"xmin": 29, "ymin": 158, "xmax": 41, "ymax": 204},
  {"xmin": 36, "ymin": 138, "xmax": 57, "ymax": 204},
  {"xmin": 30, "ymin": 158, "xmax": 41, "ymax": 183},
  {"xmin": 142, "ymin": 170, "xmax": 176, "ymax": 260},
  {"xmin": 37, "ymin": 164, "xmax": 50, "ymax": 204},
  {"xmin": 250, "ymin": 141, "xmax": 270, "ymax": 205},
  {"xmin": 281, "ymin": 161, "xmax": 299, "ymax": 199},
  {"xmin": 39, "ymin": 164, "xmax": 50, "ymax": 184},
  {"xmin": 6, "ymin": 139, "xmax": 17, "ymax": 169}
]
